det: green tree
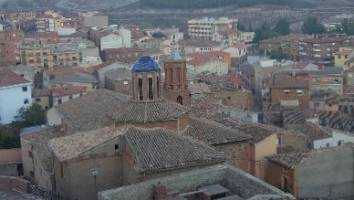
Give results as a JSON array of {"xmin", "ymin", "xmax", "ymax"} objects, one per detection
[
  {"xmin": 152, "ymin": 32, "xmax": 166, "ymax": 38},
  {"xmin": 341, "ymin": 19, "xmax": 354, "ymax": 35},
  {"xmin": 253, "ymin": 23, "xmax": 278, "ymax": 43},
  {"xmin": 273, "ymin": 19, "xmax": 290, "ymax": 35},
  {"xmin": 302, "ymin": 16, "xmax": 326, "ymax": 34},
  {"xmin": 237, "ymin": 23, "xmax": 246, "ymax": 31},
  {"xmin": 269, "ymin": 48, "xmax": 286, "ymax": 61},
  {"xmin": 15, "ymin": 104, "xmax": 46, "ymax": 127},
  {"xmin": 0, "ymin": 128, "xmax": 20, "ymax": 149}
]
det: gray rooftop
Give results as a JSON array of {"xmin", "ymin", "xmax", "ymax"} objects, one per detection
[
  {"xmin": 185, "ymin": 117, "xmax": 252, "ymax": 145},
  {"xmin": 50, "ymin": 73, "xmax": 97, "ymax": 84}
]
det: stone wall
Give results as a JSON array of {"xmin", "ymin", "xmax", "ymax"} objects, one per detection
[
  {"xmin": 98, "ymin": 165, "xmax": 292, "ymax": 200},
  {"xmin": 297, "ymin": 146, "xmax": 354, "ymax": 199},
  {"xmin": 0, "ymin": 176, "xmax": 29, "ymax": 193}
]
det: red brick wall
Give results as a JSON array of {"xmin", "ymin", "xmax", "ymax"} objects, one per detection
[
  {"xmin": 214, "ymin": 142, "xmax": 249, "ymax": 172},
  {"xmin": 0, "ymin": 176, "xmax": 29, "ymax": 193},
  {"xmin": 265, "ymin": 161, "xmax": 294, "ymax": 194}
]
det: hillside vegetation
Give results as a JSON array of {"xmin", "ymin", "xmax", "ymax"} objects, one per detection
[{"xmin": 140, "ymin": 0, "xmax": 310, "ymax": 8}]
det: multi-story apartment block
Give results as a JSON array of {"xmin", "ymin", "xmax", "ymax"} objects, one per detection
[
  {"xmin": 309, "ymin": 67, "xmax": 343, "ymax": 96},
  {"xmin": 188, "ymin": 17, "xmax": 238, "ymax": 40},
  {"xmin": 36, "ymin": 14, "xmax": 55, "ymax": 32},
  {"xmin": 20, "ymin": 41, "xmax": 54, "ymax": 72},
  {"xmin": 0, "ymin": 30, "xmax": 24, "ymax": 66},
  {"xmin": 299, "ymin": 34, "xmax": 348, "ymax": 61},
  {"xmin": 334, "ymin": 46, "xmax": 354, "ymax": 69},
  {"xmin": 48, "ymin": 43, "xmax": 81, "ymax": 68},
  {"xmin": 260, "ymin": 34, "xmax": 310, "ymax": 61}
]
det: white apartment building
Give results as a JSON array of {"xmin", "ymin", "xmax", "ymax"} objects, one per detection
[
  {"xmin": 188, "ymin": 17, "xmax": 238, "ymax": 40},
  {"xmin": 0, "ymin": 71, "xmax": 32, "ymax": 124},
  {"xmin": 100, "ymin": 29, "xmax": 132, "ymax": 51}
]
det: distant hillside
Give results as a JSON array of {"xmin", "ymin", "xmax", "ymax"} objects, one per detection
[
  {"xmin": 1, "ymin": 0, "xmax": 138, "ymax": 11},
  {"xmin": 140, "ymin": 0, "xmax": 313, "ymax": 9}
]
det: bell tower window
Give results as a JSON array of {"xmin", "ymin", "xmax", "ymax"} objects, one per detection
[
  {"xmin": 138, "ymin": 78, "xmax": 143, "ymax": 100},
  {"xmin": 157, "ymin": 76, "xmax": 160, "ymax": 98},
  {"xmin": 148, "ymin": 78, "xmax": 153, "ymax": 100}
]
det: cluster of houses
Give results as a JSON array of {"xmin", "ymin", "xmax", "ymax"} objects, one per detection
[{"xmin": 0, "ymin": 9, "xmax": 354, "ymax": 200}]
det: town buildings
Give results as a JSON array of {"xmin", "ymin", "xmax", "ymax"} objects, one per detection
[
  {"xmin": 299, "ymin": 34, "xmax": 348, "ymax": 60},
  {"xmin": 0, "ymin": 70, "xmax": 32, "ymax": 124},
  {"xmin": 309, "ymin": 67, "xmax": 343, "ymax": 96},
  {"xmin": 269, "ymin": 72, "xmax": 310, "ymax": 109},
  {"xmin": 188, "ymin": 17, "xmax": 238, "ymax": 40},
  {"xmin": 0, "ymin": 30, "xmax": 24, "ymax": 66},
  {"xmin": 266, "ymin": 145, "xmax": 354, "ymax": 199},
  {"xmin": 98, "ymin": 165, "xmax": 294, "ymax": 200}
]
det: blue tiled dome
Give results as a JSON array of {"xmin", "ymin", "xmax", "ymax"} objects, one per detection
[{"xmin": 132, "ymin": 56, "xmax": 160, "ymax": 72}]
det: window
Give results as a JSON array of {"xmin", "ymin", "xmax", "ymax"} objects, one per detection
[
  {"xmin": 35, "ymin": 98, "xmax": 41, "ymax": 102},
  {"xmin": 28, "ymin": 151, "xmax": 33, "ymax": 158},
  {"xmin": 338, "ymin": 140, "xmax": 342, "ymax": 146},
  {"xmin": 138, "ymin": 78, "xmax": 143, "ymax": 100},
  {"xmin": 281, "ymin": 176, "xmax": 290, "ymax": 192},
  {"xmin": 115, "ymin": 144, "xmax": 119, "ymax": 150},
  {"xmin": 283, "ymin": 90, "xmax": 290, "ymax": 94},
  {"xmin": 24, "ymin": 99, "xmax": 29, "ymax": 104},
  {"xmin": 22, "ymin": 86, "xmax": 27, "ymax": 92},
  {"xmin": 296, "ymin": 89, "xmax": 303, "ymax": 96},
  {"xmin": 123, "ymin": 81, "xmax": 128, "ymax": 85},
  {"xmin": 60, "ymin": 164, "xmax": 64, "ymax": 178},
  {"xmin": 58, "ymin": 99, "xmax": 62, "ymax": 104},
  {"xmin": 69, "ymin": 95, "xmax": 73, "ymax": 100},
  {"xmin": 148, "ymin": 78, "xmax": 153, "ymax": 100},
  {"xmin": 157, "ymin": 77, "xmax": 160, "ymax": 98}
]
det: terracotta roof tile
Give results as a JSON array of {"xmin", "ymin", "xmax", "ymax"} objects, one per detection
[
  {"xmin": 184, "ymin": 117, "xmax": 252, "ymax": 145},
  {"xmin": 51, "ymin": 86, "xmax": 86, "ymax": 97},
  {"xmin": 125, "ymin": 127, "xmax": 225, "ymax": 172},
  {"xmin": 0, "ymin": 70, "xmax": 30, "ymax": 88}
]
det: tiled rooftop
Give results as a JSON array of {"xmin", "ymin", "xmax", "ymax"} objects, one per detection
[
  {"xmin": 238, "ymin": 124, "xmax": 278, "ymax": 144},
  {"xmin": 125, "ymin": 127, "xmax": 226, "ymax": 172},
  {"xmin": 287, "ymin": 123, "xmax": 331, "ymax": 140},
  {"xmin": 48, "ymin": 126, "xmax": 122, "ymax": 162},
  {"xmin": 184, "ymin": 117, "xmax": 252, "ymax": 145},
  {"xmin": 57, "ymin": 89, "xmax": 130, "ymax": 131},
  {"xmin": 0, "ymin": 70, "xmax": 31, "ymax": 88},
  {"xmin": 109, "ymin": 99, "xmax": 189, "ymax": 123},
  {"xmin": 51, "ymin": 86, "xmax": 86, "ymax": 97},
  {"xmin": 267, "ymin": 152, "xmax": 311, "ymax": 168}
]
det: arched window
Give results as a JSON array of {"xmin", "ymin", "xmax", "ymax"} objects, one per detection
[
  {"xmin": 148, "ymin": 78, "xmax": 153, "ymax": 100},
  {"xmin": 177, "ymin": 96, "xmax": 183, "ymax": 105},
  {"xmin": 138, "ymin": 78, "xmax": 143, "ymax": 100}
]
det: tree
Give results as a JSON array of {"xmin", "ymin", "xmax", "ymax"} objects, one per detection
[
  {"xmin": 253, "ymin": 23, "xmax": 278, "ymax": 43},
  {"xmin": 15, "ymin": 104, "xmax": 46, "ymax": 127},
  {"xmin": 0, "ymin": 128, "xmax": 20, "ymax": 149},
  {"xmin": 273, "ymin": 19, "xmax": 290, "ymax": 35},
  {"xmin": 302, "ymin": 16, "xmax": 326, "ymax": 34},
  {"xmin": 269, "ymin": 48, "xmax": 286, "ymax": 61},
  {"xmin": 341, "ymin": 19, "xmax": 354, "ymax": 35},
  {"xmin": 152, "ymin": 32, "xmax": 166, "ymax": 38},
  {"xmin": 237, "ymin": 23, "xmax": 246, "ymax": 31}
]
